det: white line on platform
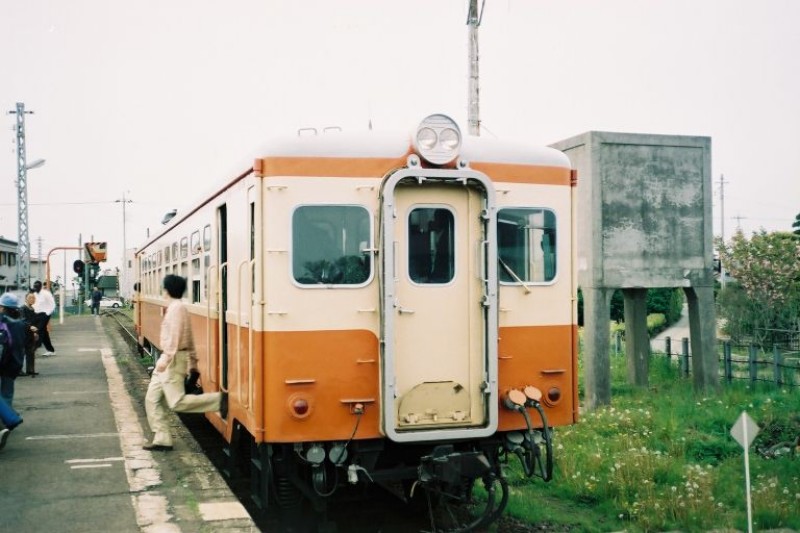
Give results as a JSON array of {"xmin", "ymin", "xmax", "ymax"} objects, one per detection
[
  {"xmin": 52, "ymin": 391, "xmax": 109, "ymax": 395},
  {"xmin": 71, "ymin": 464, "xmax": 113, "ymax": 469},
  {"xmin": 66, "ymin": 457, "xmax": 124, "ymax": 464},
  {"xmin": 26, "ymin": 433, "xmax": 120, "ymax": 440}
]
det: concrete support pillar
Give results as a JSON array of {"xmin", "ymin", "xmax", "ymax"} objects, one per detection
[
  {"xmin": 582, "ymin": 287, "xmax": 613, "ymax": 409},
  {"xmin": 622, "ymin": 288, "xmax": 650, "ymax": 387},
  {"xmin": 684, "ymin": 286, "xmax": 719, "ymax": 392}
]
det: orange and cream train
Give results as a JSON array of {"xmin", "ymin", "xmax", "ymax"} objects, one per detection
[{"xmin": 134, "ymin": 114, "xmax": 578, "ymax": 531}]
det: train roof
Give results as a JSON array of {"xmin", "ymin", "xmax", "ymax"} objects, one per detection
[
  {"xmin": 256, "ymin": 130, "xmax": 572, "ymax": 169},
  {"xmin": 138, "ymin": 127, "xmax": 571, "ymax": 253}
]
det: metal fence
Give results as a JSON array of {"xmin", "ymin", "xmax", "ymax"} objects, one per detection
[{"xmin": 647, "ymin": 335, "xmax": 800, "ymax": 388}]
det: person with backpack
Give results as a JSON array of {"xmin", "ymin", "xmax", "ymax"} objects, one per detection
[
  {"xmin": 20, "ymin": 293, "xmax": 40, "ymax": 376},
  {"xmin": 0, "ymin": 293, "xmax": 27, "ymax": 409}
]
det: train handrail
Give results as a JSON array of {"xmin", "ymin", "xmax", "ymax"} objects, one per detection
[
  {"xmin": 236, "ymin": 258, "xmax": 254, "ymax": 410},
  {"xmin": 247, "ymin": 259, "xmax": 255, "ymax": 415},
  {"xmin": 218, "ymin": 261, "xmax": 229, "ymax": 393},
  {"xmin": 206, "ymin": 264, "xmax": 219, "ymax": 386}
]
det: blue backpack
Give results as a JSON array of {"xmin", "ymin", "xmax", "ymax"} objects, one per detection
[{"xmin": 0, "ymin": 317, "xmax": 24, "ymax": 378}]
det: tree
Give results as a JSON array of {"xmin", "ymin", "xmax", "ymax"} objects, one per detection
[
  {"xmin": 716, "ymin": 230, "xmax": 800, "ymax": 346},
  {"xmin": 793, "ymin": 211, "xmax": 800, "ymax": 236}
]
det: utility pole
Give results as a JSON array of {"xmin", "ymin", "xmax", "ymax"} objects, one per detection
[
  {"xmin": 467, "ymin": 0, "xmax": 485, "ymax": 136},
  {"xmin": 9, "ymin": 102, "xmax": 34, "ymax": 290},
  {"xmin": 116, "ymin": 192, "xmax": 132, "ymax": 300},
  {"xmin": 733, "ymin": 214, "xmax": 747, "ymax": 232},
  {"xmin": 718, "ymin": 174, "xmax": 729, "ymax": 289},
  {"xmin": 36, "ymin": 236, "xmax": 43, "ymax": 283}
]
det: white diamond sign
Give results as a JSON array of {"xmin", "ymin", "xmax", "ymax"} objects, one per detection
[{"xmin": 730, "ymin": 411, "xmax": 760, "ymax": 449}]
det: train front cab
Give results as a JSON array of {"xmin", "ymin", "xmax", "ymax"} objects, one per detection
[{"xmin": 236, "ymin": 116, "xmax": 578, "ymax": 531}]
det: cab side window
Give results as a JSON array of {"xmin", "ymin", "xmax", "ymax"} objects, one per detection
[{"xmin": 498, "ymin": 208, "xmax": 557, "ymax": 283}]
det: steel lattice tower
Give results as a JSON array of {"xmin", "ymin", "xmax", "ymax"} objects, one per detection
[{"xmin": 10, "ymin": 102, "xmax": 33, "ymax": 289}]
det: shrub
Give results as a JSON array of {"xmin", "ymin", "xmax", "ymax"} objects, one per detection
[{"xmin": 646, "ymin": 313, "xmax": 666, "ymax": 336}]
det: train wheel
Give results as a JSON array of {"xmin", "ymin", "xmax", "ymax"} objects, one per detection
[
  {"xmin": 250, "ymin": 441, "xmax": 273, "ymax": 509},
  {"xmin": 423, "ymin": 474, "xmax": 508, "ymax": 533}
]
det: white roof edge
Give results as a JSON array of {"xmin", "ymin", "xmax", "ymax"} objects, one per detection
[
  {"xmin": 256, "ymin": 131, "xmax": 411, "ymax": 159},
  {"xmin": 250, "ymin": 130, "xmax": 571, "ymax": 169},
  {"xmin": 461, "ymin": 135, "xmax": 572, "ymax": 168}
]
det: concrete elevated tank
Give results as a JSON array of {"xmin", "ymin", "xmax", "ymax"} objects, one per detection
[{"xmin": 551, "ymin": 131, "xmax": 718, "ymax": 409}]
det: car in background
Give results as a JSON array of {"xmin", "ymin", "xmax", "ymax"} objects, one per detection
[{"xmin": 84, "ymin": 296, "xmax": 123, "ymax": 309}]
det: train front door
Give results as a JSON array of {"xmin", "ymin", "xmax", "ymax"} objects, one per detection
[{"xmin": 381, "ymin": 171, "xmax": 498, "ymax": 442}]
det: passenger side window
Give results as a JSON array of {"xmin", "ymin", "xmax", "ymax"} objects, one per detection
[{"xmin": 292, "ymin": 205, "xmax": 371, "ymax": 286}]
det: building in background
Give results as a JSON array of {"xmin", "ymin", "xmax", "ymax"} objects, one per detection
[
  {"xmin": 120, "ymin": 247, "xmax": 136, "ymax": 301},
  {"xmin": 96, "ymin": 270, "xmax": 120, "ymax": 299},
  {"xmin": 0, "ymin": 236, "xmax": 46, "ymax": 293}
]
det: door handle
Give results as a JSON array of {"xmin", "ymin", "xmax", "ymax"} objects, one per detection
[{"xmin": 394, "ymin": 298, "xmax": 415, "ymax": 314}]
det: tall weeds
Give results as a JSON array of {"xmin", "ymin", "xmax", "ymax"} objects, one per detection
[{"xmin": 505, "ymin": 354, "xmax": 800, "ymax": 532}]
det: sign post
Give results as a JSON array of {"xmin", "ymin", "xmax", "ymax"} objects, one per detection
[{"xmin": 730, "ymin": 411, "xmax": 759, "ymax": 533}]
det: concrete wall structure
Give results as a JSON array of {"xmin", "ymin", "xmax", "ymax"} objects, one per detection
[{"xmin": 551, "ymin": 132, "xmax": 718, "ymax": 409}]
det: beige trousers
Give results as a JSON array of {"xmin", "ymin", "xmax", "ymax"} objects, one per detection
[{"xmin": 145, "ymin": 350, "xmax": 221, "ymax": 447}]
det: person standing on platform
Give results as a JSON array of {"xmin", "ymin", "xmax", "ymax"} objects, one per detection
[
  {"xmin": 0, "ymin": 293, "xmax": 27, "ymax": 409},
  {"xmin": 32, "ymin": 281, "xmax": 56, "ymax": 356},
  {"xmin": 90, "ymin": 286, "xmax": 102, "ymax": 315},
  {"xmin": 20, "ymin": 293, "xmax": 39, "ymax": 376},
  {"xmin": 143, "ymin": 274, "xmax": 227, "ymax": 451}
]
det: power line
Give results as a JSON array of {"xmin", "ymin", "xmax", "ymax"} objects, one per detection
[{"xmin": 0, "ymin": 200, "xmax": 127, "ymax": 207}]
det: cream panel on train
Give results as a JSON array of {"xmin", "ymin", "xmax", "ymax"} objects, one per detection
[
  {"xmin": 261, "ymin": 175, "xmax": 382, "ymax": 333},
  {"xmin": 494, "ymin": 182, "xmax": 574, "ymax": 328}
]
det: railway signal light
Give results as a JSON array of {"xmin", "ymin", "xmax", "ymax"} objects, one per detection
[{"xmin": 85, "ymin": 242, "xmax": 107, "ymax": 263}]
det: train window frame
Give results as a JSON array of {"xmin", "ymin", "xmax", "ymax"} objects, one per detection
[
  {"xmin": 191, "ymin": 231, "xmax": 201, "ymax": 256},
  {"xmin": 203, "ymin": 224, "xmax": 212, "ymax": 251},
  {"xmin": 291, "ymin": 204, "xmax": 373, "ymax": 288},
  {"xmin": 203, "ymin": 254, "xmax": 211, "ymax": 301},
  {"xmin": 180, "ymin": 237, "xmax": 189, "ymax": 259},
  {"xmin": 407, "ymin": 205, "xmax": 456, "ymax": 285},
  {"xmin": 171, "ymin": 242, "xmax": 178, "ymax": 262},
  {"xmin": 164, "ymin": 245, "xmax": 171, "ymax": 263},
  {"xmin": 497, "ymin": 207, "xmax": 558, "ymax": 285},
  {"xmin": 191, "ymin": 258, "xmax": 201, "ymax": 303}
]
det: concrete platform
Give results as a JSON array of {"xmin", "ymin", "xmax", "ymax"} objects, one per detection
[{"xmin": 0, "ymin": 314, "xmax": 258, "ymax": 533}]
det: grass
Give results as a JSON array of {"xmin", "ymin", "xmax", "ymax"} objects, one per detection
[{"xmin": 502, "ymin": 353, "xmax": 800, "ymax": 532}]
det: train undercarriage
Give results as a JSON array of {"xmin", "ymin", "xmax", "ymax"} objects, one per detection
[{"xmin": 224, "ymin": 419, "xmax": 554, "ymax": 533}]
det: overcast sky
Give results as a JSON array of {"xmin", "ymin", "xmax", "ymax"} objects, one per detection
[{"xmin": 2, "ymin": 0, "xmax": 798, "ymax": 286}]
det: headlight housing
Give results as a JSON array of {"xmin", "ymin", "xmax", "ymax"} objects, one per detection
[{"xmin": 414, "ymin": 114, "xmax": 462, "ymax": 165}]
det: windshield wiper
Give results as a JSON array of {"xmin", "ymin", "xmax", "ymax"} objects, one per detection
[{"xmin": 498, "ymin": 258, "xmax": 532, "ymax": 294}]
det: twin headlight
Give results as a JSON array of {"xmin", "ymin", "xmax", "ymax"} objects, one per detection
[{"xmin": 414, "ymin": 114, "xmax": 462, "ymax": 165}]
